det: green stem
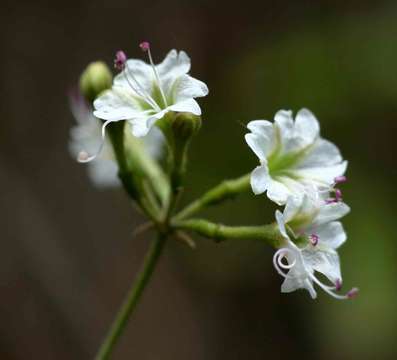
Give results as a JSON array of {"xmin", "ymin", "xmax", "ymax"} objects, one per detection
[
  {"xmin": 173, "ymin": 218, "xmax": 283, "ymax": 248},
  {"xmin": 174, "ymin": 173, "xmax": 251, "ymax": 221},
  {"xmin": 95, "ymin": 234, "xmax": 167, "ymax": 360}
]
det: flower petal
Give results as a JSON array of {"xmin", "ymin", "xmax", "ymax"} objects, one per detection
[
  {"xmin": 298, "ymin": 139, "xmax": 343, "ymax": 168},
  {"xmin": 283, "ymin": 194, "xmax": 307, "ymax": 223},
  {"xmin": 246, "ymin": 120, "xmax": 274, "ymax": 158},
  {"xmin": 314, "ymin": 221, "xmax": 347, "ymax": 249},
  {"xmin": 302, "ymin": 248, "xmax": 342, "ymax": 284},
  {"xmin": 294, "ymin": 108, "xmax": 320, "ymax": 145},
  {"xmin": 94, "ymin": 88, "xmax": 140, "ymax": 121},
  {"xmin": 245, "ymin": 133, "xmax": 268, "ymax": 161},
  {"xmin": 157, "ymin": 50, "xmax": 191, "ymax": 79},
  {"xmin": 87, "ymin": 159, "xmax": 120, "ymax": 188},
  {"xmin": 129, "ymin": 109, "xmax": 168, "ymax": 137},
  {"xmin": 314, "ymin": 202, "xmax": 350, "ymax": 225},
  {"xmin": 250, "ymin": 163, "xmax": 270, "ymax": 195},
  {"xmin": 274, "ymin": 110, "xmax": 294, "ymax": 139},
  {"xmin": 168, "ymin": 98, "xmax": 202, "ymax": 115},
  {"xmin": 275, "ymin": 210, "xmax": 288, "ymax": 239},
  {"xmin": 292, "ymin": 161, "xmax": 348, "ymax": 186},
  {"xmin": 114, "ymin": 59, "xmax": 153, "ymax": 96},
  {"xmin": 281, "ymin": 270, "xmax": 317, "ymax": 299},
  {"xmin": 170, "ymin": 74, "xmax": 208, "ymax": 103},
  {"xmin": 266, "ymin": 178, "xmax": 292, "ymax": 205}
]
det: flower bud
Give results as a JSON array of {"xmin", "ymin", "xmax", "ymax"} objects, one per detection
[
  {"xmin": 79, "ymin": 61, "xmax": 112, "ymax": 103},
  {"xmin": 171, "ymin": 112, "xmax": 202, "ymax": 141}
]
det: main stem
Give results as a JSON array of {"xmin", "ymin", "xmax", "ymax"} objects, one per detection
[{"xmin": 95, "ymin": 234, "xmax": 167, "ymax": 360}]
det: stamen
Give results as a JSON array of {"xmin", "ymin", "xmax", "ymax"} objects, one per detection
[
  {"xmin": 335, "ymin": 175, "xmax": 347, "ymax": 184},
  {"xmin": 139, "ymin": 40, "xmax": 168, "ymax": 107},
  {"xmin": 114, "ymin": 50, "xmax": 127, "ymax": 70},
  {"xmin": 77, "ymin": 119, "xmax": 113, "ymax": 163},
  {"xmin": 139, "ymin": 41, "xmax": 150, "ymax": 52},
  {"xmin": 123, "ymin": 65, "xmax": 161, "ymax": 111},
  {"xmin": 273, "ymin": 248, "xmax": 297, "ymax": 278},
  {"xmin": 309, "ymin": 234, "xmax": 319, "ymax": 246},
  {"xmin": 347, "ymin": 287, "xmax": 359, "ymax": 299},
  {"xmin": 311, "ymin": 274, "xmax": 358, "ymax": 300},
  {"xmin": 335, "ymin": 188, "xmax": 343, "ymax": 202},
  {"xmin": 77, "ymin": 151, "xmax": 89, "ymax": 162},
  {"xmin": 335, "ymin": 279, "xmax": 342, "ymax": 291}
]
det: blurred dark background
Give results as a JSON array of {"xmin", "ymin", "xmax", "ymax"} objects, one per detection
[{"xmin": 1, "ymin": 0, "xmax": 397, "ymax": 359}]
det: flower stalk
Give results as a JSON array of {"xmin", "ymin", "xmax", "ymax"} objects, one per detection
[
  {"xmin": 95, "ymin": 233, "xmax": 167, "ymax": 360},
  {"xmin": 175, "ymin": 173, "xmax": 251, "ymax": 220},
  {"xmin": 173, "ymin": 218, "xmax": 283, "ymax": 247}
]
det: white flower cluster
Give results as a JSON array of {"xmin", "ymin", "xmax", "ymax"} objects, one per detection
[
  {"xmin": 246, "ymin": 109, "xmax": 357, "ymax": 299},
  {"xmin": 69, "ymin": 91, "xmax": 165, "ymax": 188},
  {"xmin": 69, "ymin": 43, "xmax": 356, "ymax": 300},
  {"xmin": 69, "ymin": 43, "xmax": 207, "ymax": 187}
]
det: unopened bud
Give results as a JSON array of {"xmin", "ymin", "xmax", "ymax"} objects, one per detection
[
  {"xmin": 171, "ymin": 112, "xmax": 202, "ymax": 141},
  {"xmin": 79, "ymin": 61, "xmax": 112, "ymax": 103}
]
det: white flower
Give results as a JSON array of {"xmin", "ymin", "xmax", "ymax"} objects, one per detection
[
  {"xmin": 69, "ymin": 91, "xmax": 164, "ymax": 188},
  {"xmin": 245, "ymin": 109, "xmax": 347, "ymax": 205},
  {"xmin": 273, "ymin": 192, "xmax": 358, "ymax": 299},
  {"xmin": 93, "ymin": 44, "xmax": 208, "ymax": 139}
]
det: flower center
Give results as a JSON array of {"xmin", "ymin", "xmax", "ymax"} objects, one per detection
[{"xmin": 267, "ymin": 130, "xmax": 314, "ymax": 179}]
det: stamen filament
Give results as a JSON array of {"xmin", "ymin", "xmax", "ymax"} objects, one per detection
[
  {"xmin": 77, "ymin": 119, "xmax": 113, "ymax": 163},
  {"xmin": 123, "ymin": 67, "xmax": 161, "ymax": 111},
  {"xmin": 146, "ymin": 47, "xmax": 168, "ymax": 108}
]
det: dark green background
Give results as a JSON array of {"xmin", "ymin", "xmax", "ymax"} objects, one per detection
[{"xmin": 1, "ymin": 0, "xmax": 396, "ymax": 358}]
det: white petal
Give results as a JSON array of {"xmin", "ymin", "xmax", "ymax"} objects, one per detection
[
  {"xmin": 247, "ymin": 120, "xmax": 273, "ymax": 137},
  {"xmin": 303, "ymin": 248, "xmax": 341, "ymax": 284},
  {"xmin": 114, "ymin": 59, "xmax": 153, "ymax": 95},
  {"xmin": 250, "ymin": 164, "xmax": 270, "ymax": 195},
  {"xmin": 93, "ymin": 88, "xmax": 139, "ymax": 121},
  {"xmin": 274, "ymin": 109, "xmax": 294, "ymax": 142},
  {"xmin": 294, "ymin": 108, "xmax": 320, "ymax": 145},
  {"xmin": 129, "ymin": 109, "xmax": 167, "ymax": 137},
  {"xmin": 266, "ymin": 178, "xmax": 291, "ymax": 205},
  {"xmin": 171, "ymin": 74, "xmax": 208, "ymax": 103},
  {"xmin": 157, "ymin": 50, "xmax": 191, "ymax": 78},
  {"xmin": 281, "ymin": 276, "xmax": 301, "ymax": 293},
  {"xmin": 274, "ymin": 110, "xmax": 294, "ymax": 134},
  {"xmin": 275, "ymin": 210, "xmax": 288, "ymax": 239},
  {"xmin": 314, "ymin": 202, "xmax": 350, "ymax": 225},
  {"xmin": 292, "ymin": 161, "xmax": 348, "ymax": 186},
  {"xmin": 281, "ymin": 270, "xmax": 317, "ymax": 299},
  {"xmin": 246, "ymin": 120, "xmax": 274, "ymax": 157},
  {"xmin": 314, "ymin": 221, "xmax": 347, "ymax": 249},
  {"xmin": 245, "ymin": 133, "xmax": 268, "ymax": 161},
  {"xmin": 87, "ymin": 159, "xmax": 120, "ymax": 188},
  {"xmin": 298, "ymin": 139, "xmax": 343, "ymax": 168},
  {"xmin": 283, "ymin": 195, "xmax": 306, "ymax": 223},
  {"xmin": 168, "ymin": 98, "xmax": 202, "ymax": 115}
]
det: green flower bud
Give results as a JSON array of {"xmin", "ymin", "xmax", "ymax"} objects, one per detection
[
  {"xmin": 171, "ymin": 112, "xmax": 202, "ymax": 141},
  {"xmin": 79, "ymin": 61, "xmax": 112, "ymax": 103}
]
